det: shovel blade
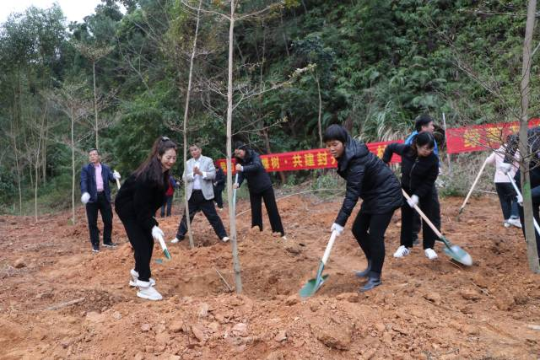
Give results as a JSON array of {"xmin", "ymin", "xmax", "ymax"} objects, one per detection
[
  {"xmin": 299, "ymin": 274, "xmax": 329, "ymax": 298},
  {"xmin": 163, "ymin": 249, "xmax": 172, "ymax": 260},
  {"xmin": 443, "ymin": 244, "xmax": 472, "ymax": 266}
]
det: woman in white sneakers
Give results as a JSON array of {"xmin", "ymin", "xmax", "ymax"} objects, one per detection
[
  {"xmin": 383, "ymin": 132, "xmax": 439, "ymax": 260},
  {"xmin": 115, "ymin": 136, "xmax": 177, "ymax": 301},
  {"xmin": 486, "ymin": 135, "xmax": 521, "ymax": 228}
]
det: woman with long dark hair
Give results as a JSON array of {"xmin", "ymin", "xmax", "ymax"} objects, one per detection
[
  {"xmin": 382, "ymin": 132, "xmax": 439, "ymax": 260},
  {"xmin": 115, "ymin": 136, "xmax": 177, "ymax": 301},
  {"xmin": 324, "ymin": 125, "xmax": 402, "ymax": 291},
  {"xmin": 233, "ymin": 142, "xmax": 285, "ymax": 239}
]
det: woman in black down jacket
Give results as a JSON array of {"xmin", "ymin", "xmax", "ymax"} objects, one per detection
[
  {"xmin": 382, "ymin": 132, "xmax": 439, "ymax": 260},
  {"xmin": 233, "ymin": 142, "xmax": 285, "ymax": 239},
  {"xmin": 324, "ymin": 125, "xmax": 402, "ymax": 292},
  {"xmin": 116, "ymin": 136, "xmax": 177, "ymax": 301}
]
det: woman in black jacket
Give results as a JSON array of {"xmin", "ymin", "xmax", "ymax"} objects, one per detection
[
  {"xmin": 115, "ymin": 136, "xmax": 177, "ymax": 301},
  {"xmin": 324, "ymin": 125, "xmax": 402, "ymax": 292},
  {"xmin": 382, "ymin": 132, "xmax": 439, "ymax": 260},
  {"xmin": 233, "ymin": 142, "xmax": 285, "ymax": 238}
]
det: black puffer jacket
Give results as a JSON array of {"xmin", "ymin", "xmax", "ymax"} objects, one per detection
[
  {"xmin": 335, "ymin": 137, "xmax": 402, "ymax": 226},
  {"xmin": 115, "ymin": 173, "xmax": 167, "ymax": 232},
  {"xmin": 236, "ymin": 149, "xmax": 273, "ymax": 194},
  {"xmin": 382, "ymin": 143, "xmax": 439, "ymax": 198}
]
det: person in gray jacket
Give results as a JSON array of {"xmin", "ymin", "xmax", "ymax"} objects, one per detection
[{"xmin": 171, "ymin": 144, "xmax": 229, "ymax": 243}]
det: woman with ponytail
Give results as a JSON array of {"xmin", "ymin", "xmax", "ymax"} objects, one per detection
[
  {"xmin": 383, "ymin": 132, "xmax": 439, "ymax": 260},
  {"xmin": 115, "ymin": 136, "xmax": 177, "ymax": 301}
]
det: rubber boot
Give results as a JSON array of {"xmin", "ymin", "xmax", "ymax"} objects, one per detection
[
  {"xmin": 359, "ymin": 275, "xmax": 381, "ymax": 292},
  {"xmin": 354, "ymin": 260, "xmax": 372, "ymax": 278}
]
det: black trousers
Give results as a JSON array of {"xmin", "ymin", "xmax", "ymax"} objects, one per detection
[
  {"xmin": 214, "ymin": 185, "xmax": 224, "ymax": 208},
  {"xmin": 401, "ymin": 193, "xmax": 437, "ymax": 249},
  {"xmin": 495, "ymin": 183, "xmax": 519, "ymax": 220},
  {"xmin": 85, "ymin": 192, "xmax": 113, "ymax": 246},
  {"xmin": 119, "ymin": 216, "xmax": 154, "ymax": 282},
  {"xmin": 160, "ymin": 195, "xmax": 173, "ymax": 217},
  {"xmin": 351, "ymin": 209, "xmax": 395, "ymax": 278},
  {"xmin": 412, "ymin": 185, "xmax": 441, "ymax": 238},
  {"xmin": 176, "ymin": 190, "xmax": 227, "ymax": 240},
  {"xmin": 250, "ymin": 187, "xmax": 284, "ymax": 236}
]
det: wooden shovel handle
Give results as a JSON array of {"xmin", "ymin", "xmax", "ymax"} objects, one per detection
[{"xmin": 402, "ymin": 190, "xmax": 443, "ymax": 239}]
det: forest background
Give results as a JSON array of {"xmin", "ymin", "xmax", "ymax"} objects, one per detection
[{"xmin": 1, "ymin": 0, "xmax": 539, "ymax": 216}]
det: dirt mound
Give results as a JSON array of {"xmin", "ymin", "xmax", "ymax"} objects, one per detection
[{"xmin": 1, "ymin": 195, "xmax": 539, "ymax": 359}]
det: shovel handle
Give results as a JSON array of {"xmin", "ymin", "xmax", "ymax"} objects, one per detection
[
  {"xmin": 321, "ymin": 231, "xmax": 338, "ymax": 265},
  {"xmin": 459, "ymin": 158, "xmax": 488, "ymax": 213},
  {"xmin": 402, "ymin": 190, "xmax": 443, "ymax": 239},
  {"xmin": 115, "ymin": 178, "xmax": 121, "ymax": 190},
  {"xmin": 233, "ymin": 173, "xmax": 239, "ymax": 214},
  {"xmin": 506, "ymin": 173, "xmax": 540, "ymax": 236}
]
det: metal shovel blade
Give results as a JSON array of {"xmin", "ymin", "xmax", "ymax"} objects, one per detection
[
  {"xmin": 439, "ymin": 237, "xmax": 473, "ymax": 266},
  {"xmin": 163, "ymin": 248, "xmax": 172, "ymax": 260},
  {"xmin": 299, "ymin": 274, "xmax": 329, "ymax": 298},
  {"xmin": 299, "ymin": 261, "xmax": 329, "ymax": 298}
]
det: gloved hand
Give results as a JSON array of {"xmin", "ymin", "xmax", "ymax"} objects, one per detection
[
  {"xmin": 152, "ymin": 226, "xmax": 165, "ymax": 240},
  {"xmin": 113, "ymin": 170, "xmax": 121, "ymax": 180},
  {"xmin": 517, "ymin": 193, "xmax": 523, "ymax": 206},
  {"xmin": 81, "ymin": 192, "xmax": 91, "ymax": 204},
  {"xmin": 407, "ymin": 195, "xmax": 419, "ymax": 208},
  {"xmin": 498, "ymin": 163, "xmax": 512, "ymax": 174},
  {"xmin": 331, "ymin": 223, "xmax": 344, "ymax": 236}
]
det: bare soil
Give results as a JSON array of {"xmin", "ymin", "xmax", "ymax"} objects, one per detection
[{"xmin": 0, "ymin": 194, "xmax": 539, "ymax": 359}]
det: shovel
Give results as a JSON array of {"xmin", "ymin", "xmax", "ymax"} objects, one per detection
[
  {"xmin": 233, "ymin": 173, "xmax": 239, "ymax": 215},
  {"xmin": 156, "ymin": 234, "xmax": 172, "ymax": 260},
  {"xmin": 458, "ymin": 158, "xmax": 488, "ymax": 220},
  {"xmin": 402, "ymin": 190, "xmax": 473, "ymax": 266},
  {"xmin": 299, "ymin": 230, "xmax": 338, "ymax": 298},
  {"xmin": 506, "ymin": 173, "xmax": 540, "ymax": 236}
]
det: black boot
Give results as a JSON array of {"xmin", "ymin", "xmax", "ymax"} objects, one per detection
[
  {"xmin": 359, "ymin": 275, "xmax": 381, "ymax": 292},
  {"xmin": 354, "ymin": 260, "xmax": 372, "ymax": 278}
]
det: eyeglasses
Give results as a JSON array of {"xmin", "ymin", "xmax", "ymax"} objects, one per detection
[{"xmin": 161, "ymin": 136, "xmax": 170, "ymax": 142}]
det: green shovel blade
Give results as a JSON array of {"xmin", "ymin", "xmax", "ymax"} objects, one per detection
[
  {"xmin": 439, "ymin": 236, "xmax": 472, "ymax": 266},
  {"xmin": 163, "ymin": 248, "xmax": 172, "ymax": 260},
  {"xmin": 299, "ymin": 274, "xmax": 329, "ymax": 298}
]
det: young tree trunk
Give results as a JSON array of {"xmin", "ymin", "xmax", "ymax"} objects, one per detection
[
  {"xmin": 181, "ymin": 0, "xmax": 204, "ymax": 249},
  {"xmin": 10, "ymin": 118, "xmax": 22, "ymax": 215},
  {"xmin": 226, "ymin": 0, "xmax": 243, "ymax": 294},
  {"xmin": 71, "ymin": 109, "xmax": 76, "ymax": 225},
  {"xmin": 519, "ymin": 0, "xmax": 539, "ymax": 273},
  {"xmin": 315, "ymin": 75, "xmax": 323, "ymax": 148},
  {"xmin": 93, "ymin": 61, "xmax": 99, "ymax": 150}
]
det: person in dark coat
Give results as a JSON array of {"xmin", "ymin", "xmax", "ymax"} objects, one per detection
[
  {"xmin": 80, "ymin": 148, "xmax": 121, "ymax": 253},
  {"xmin": 383, "ymin": 132, "xmax": 440, "ymax": 260},
  {"xmin": 115, "ymin": 136, "xmax": 177, "ymax": 301},
  {"xmin": 213, "ymin": 165, "xmax": 226, "ymax": 210},
  {"xmin": 233, "ymin": 142, "xmax": 285, "ymax": 239},
  {"xmin": 160, "ymin": 175, "xmax": 177, "ymax": 217},
  {"xmin": 324, "ymin": 124, "xmax": 402, "ymax": 292}
]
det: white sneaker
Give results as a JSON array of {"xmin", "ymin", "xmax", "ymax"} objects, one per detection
[
  {"xmin": 129, "ymin": 269, "xmax": 155, "ymax": 287},
  {"xmin": 507, "ymin": 218, "xmax": 522, "ymax": 228},
  {"xmin": 136, "ymin": 281, "xmax": 162, "ymax": 301},
  {"xmin": 424, "ymin": 248, "xmax": 438, "ymax": 260},
  {"xmin": 503, "ymin": 221, "xmax": 510, "ymax": 228},
  {"xmin": 221, "ymin": 236, "xmax": 230, "ymax": 243},
  {"xmin": 171, "ymin": 238, "xmax": 180, "ymax": 244},
  {"xmin": 393, "ymin": 245, "xmax": 410, "ymax": 258},
  {"xmin": 282, "ymin": 235, "xmax": 287, "ymax": 241}
]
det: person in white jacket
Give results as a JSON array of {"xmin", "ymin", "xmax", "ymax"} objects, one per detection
[{"xmin": 486, "ymin": 135, "xmax": 521, "ymax": 228}]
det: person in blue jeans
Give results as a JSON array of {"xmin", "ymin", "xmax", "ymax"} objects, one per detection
[{"xmin": 160, "ymin": 175, "xmax": 177, "ymax": 217}]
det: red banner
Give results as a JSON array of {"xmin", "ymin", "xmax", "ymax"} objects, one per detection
[
  {"xmin": 446, "ymin": 119, "xmax": 540, "ymax": 154},
  {"xmin": 216, "ymin": 140, "xmax": 403, "ymax": 173}
]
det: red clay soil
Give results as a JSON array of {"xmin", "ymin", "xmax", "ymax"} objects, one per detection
[{"xmin": 0, "ymin": 195, "xmax": 539, "ymax": 360}]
